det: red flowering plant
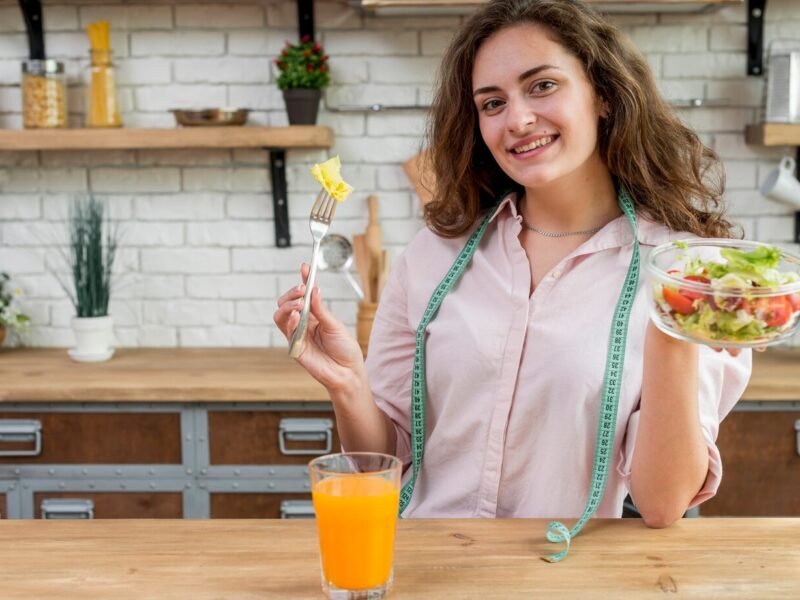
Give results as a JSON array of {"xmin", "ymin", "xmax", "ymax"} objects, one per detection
[{"xmin": 275, "ymin": 35, "xmax": 330, "ymax": 90}]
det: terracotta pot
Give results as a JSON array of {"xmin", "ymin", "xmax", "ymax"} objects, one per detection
[
  {"xmin": 282, "ymin": 88, "xmax": 322, "ymax": 125},
  {"xmin": 0, "ymin": 326, "xmax": 6, "ymax": 348}
]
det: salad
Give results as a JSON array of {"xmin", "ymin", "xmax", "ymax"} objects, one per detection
[{"xmin": 650, "ymin": 241, "xmax": 800, "ymax": 346}]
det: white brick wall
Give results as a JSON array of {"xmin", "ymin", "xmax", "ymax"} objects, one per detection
[{"xmin": 0, "ymin": 0, "xmax": 798, "ymax": 348}]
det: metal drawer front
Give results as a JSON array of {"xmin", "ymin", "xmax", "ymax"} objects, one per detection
[
  {"xmin": 280, "ymin": 499, "xmax": 315, "ymax": 519},
  {"xmin": 0, "ymin": 420, "xmax": 42, "ymax": 457},
  {"xmin": 41, "ymin": 498, "xmax": 94, "ymax": 520},
  {"xmin": 279, "ymin": 418, "xmax": 333, "ymax": 456}
]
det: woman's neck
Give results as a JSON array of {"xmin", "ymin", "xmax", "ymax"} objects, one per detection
[{"xmin": 518, "ymin": 160, "xmax": 621, "ymax": 233}]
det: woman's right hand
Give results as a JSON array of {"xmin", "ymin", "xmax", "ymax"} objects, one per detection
[{"xmin": 274, "ymin": 263, "xmax": 367, "ymax": 393}]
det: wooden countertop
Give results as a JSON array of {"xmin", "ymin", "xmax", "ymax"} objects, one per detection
[
  {"xmin": 0, "ymin": 348, "xmax": 328, "ymax": 402},
  {"xmin": 0, "ymin": 347, "xmax": 797, "ymax": 403},
  {"xmin": 0, "ymin": 518, "xmax": 796, "ymax": 599}
]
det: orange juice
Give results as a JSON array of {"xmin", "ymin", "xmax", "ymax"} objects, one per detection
[{"xmin": 312, "ymin": 475, "xmax": 399, "ymax": 590}]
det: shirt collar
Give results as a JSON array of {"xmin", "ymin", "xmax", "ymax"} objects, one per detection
[{"xmin": 491, "ymin": 190, "xmax": 675, "ymax": 254}]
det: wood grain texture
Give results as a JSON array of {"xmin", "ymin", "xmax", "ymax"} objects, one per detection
[
  {"xmin": 745, "ymin": 123, "xmax": 800, "ymax": 147},
  {"xmin": 0, "ymin": 518, "xmax": 796, "ymax": 598},
  {"xmin": 33, "ymin": 492, "xmax": 183, "ymax": 519},
  {"xmin": 701, "ymin": 412, "xmax": 800, "ymax": 516},
  {"xmin": 0, "ymin": 126, "xmax": 333, "ymax": 151},
  {"xmin": 208, "ymin": 410, "xmax": 339, "ymax": 465},
  {"xmin": 210, "ymin": 493, "xmax": 312, "ymax": 519},
  {"xmin": 0, "ymin": 348, "xmax": 329, "ymax": 402},
  {"xmin": 0, "ymin": 412, "xmax": 181, "ymax": 464},
  {"xmin": 0, "ymin": 347, "xmax": 795, "ymax": 403}
]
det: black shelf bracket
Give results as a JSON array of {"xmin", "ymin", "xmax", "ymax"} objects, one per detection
[
  {"xmin": 795, "ymin": 147, "xmax": 800, "ymax": 244},
  {"xmin": 747, "ymin": 0, "xmax": 767, "ymax": 76},
  {"xmin": 298, "ymin": 0, "xmax": 314, "ymax": 41},
  {"xmin": 268, "ymin": 149, "xmax": 291, "ymax": 248}
]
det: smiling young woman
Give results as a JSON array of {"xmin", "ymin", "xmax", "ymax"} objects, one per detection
[{"xmin": 274, "ymin": 0, "xmax": 751, "ymax": 562}]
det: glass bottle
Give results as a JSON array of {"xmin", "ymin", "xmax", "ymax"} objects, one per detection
[
  {"xmin": 22, "ymin": 60, "xmax": 67, "ymax": 129},
  {"xmin": 86, "ymin": 49, "xmax": 121, "ymax": 128}
]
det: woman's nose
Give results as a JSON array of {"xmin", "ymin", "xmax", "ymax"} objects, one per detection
[{"xmin": 506, "ymin": 99, "xmax": 537, "ymax": 133}]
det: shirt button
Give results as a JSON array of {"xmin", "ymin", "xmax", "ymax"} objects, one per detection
[{"xmin": 552, "ymin": 268, "xmax": 563, "ymax": 279}]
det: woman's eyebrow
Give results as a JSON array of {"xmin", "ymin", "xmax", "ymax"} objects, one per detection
[{"xmin": 472, "ymin": 64, "xmax": 560, "ymax": 97}]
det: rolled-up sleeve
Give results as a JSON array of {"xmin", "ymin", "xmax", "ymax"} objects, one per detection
[
  {"xmin": 364, "ymin": 252, "xmax": 416, "ymax": 468},
  {"xmin": 616, "ymin": 345, "xmax": 752, "ymax": 508}
]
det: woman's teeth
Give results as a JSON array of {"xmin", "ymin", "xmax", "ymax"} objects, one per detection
[{"xmin": 512, "ymin": 136, "xmax": 555, "ymax": 154}]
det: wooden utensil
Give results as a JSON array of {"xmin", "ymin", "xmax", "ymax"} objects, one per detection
[
  {"xmin": 352, "ymin": 234, "xmax": 371, "ymax": 303},
  {"xmin": 365, "ymin": 195, "xmax": 382, "ymax": 301},
  {"xmin": 377, "ymin": 249, "xmax": 391, "ymax": 301}
]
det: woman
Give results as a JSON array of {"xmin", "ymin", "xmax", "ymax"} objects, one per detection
[{"xmin": 273, "ymin": 0, "xmax": 750, "ymax": 538}]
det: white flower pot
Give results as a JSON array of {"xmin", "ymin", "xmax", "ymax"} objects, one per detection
[{"xmin": 69, "ymin": 316, "xmax": 115, "ymax": 362}]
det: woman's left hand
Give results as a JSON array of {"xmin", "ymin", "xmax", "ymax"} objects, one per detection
[{"xmin": 711, "ymin": 346, "xmax": 766, "ymax": 357}]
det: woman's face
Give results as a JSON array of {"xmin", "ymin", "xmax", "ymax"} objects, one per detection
[{"xmin": 472, "ymin": 24, "xmax": 606, "ymax": 189}]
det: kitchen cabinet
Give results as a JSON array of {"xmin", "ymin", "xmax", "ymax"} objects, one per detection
[{"xmin": 0, "ymin": 348, "xmax": 798, "ymax": 519}]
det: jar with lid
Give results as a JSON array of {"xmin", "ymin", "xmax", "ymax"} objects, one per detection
[
  {"xmin": 22, "ymin": 60, "xmax": 67, "ymax": 129},
  {"xmin": 86, "ymin": 49, "xmax": 121, "ymax": 128}
]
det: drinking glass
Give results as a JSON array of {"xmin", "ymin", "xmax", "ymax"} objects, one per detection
[{"xmin": 309, "ymin": 452, "xmax": 401, "ymax": 599}]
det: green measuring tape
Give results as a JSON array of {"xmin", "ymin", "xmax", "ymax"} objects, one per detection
[{"xmin": 398, "ymin": 187, "xmax": 640, "ymax": 563}]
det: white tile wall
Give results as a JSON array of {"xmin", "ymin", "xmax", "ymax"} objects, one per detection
[{"xmin": 0, "ymin": 0, "xmax": 798, "ymax": 348}]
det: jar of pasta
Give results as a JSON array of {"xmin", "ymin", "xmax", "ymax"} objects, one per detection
[
  {"xmin": 22, "ymin": 60, "xmax": 67, "ymax": 129},
  {"xmin": 86, "ymin": 49, "xmax": 121, "ymax": 128}
]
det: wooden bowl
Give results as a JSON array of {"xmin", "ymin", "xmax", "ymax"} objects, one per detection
[{"xmin": 171, "ymin": 108, "xmax": 249, "ymax": 127}]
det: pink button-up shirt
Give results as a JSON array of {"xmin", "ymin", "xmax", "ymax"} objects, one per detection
[{"xmin": 365, "ymin": 191, "xmax": 751, "ymax": 518}]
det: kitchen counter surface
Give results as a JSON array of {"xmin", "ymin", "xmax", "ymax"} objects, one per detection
[
  {"xmin": 0, "ymin": 518, "xmax": 796, "ymax": 599},
  {"xmin": 0, "ymin": 347, "xmax": 797, "ymax": 403}
]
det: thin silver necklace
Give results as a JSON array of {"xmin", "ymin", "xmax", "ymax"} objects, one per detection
[{"xmin": 520, "ymin": 214, "xmax": 603, "ymax": 238}]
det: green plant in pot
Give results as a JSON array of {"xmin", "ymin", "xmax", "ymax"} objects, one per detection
[
  {"xmin": 64, "ymin": 196, "xmax": 119, "ymax": 362},
  {"xmin": 0, "ymin": 273, "xmax": 31, "ymax": 348},
  {"xmin": 275, "ymin": 35, "xmax": 330, "ymax": 125}
]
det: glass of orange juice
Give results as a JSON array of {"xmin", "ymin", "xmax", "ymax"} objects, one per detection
[{"xmin": 309, "ymin": 452, "xmax": 402, "ymax": 599}]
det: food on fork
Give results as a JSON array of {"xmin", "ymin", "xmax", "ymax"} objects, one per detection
[{"xmin": 311, "ymin": 156, "xmax": 353, "ymax": 202}]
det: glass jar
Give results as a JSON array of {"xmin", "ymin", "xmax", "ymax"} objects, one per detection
[
  {"xmin": 22, "ymin": 60, "xmax": 67, "ymax": 129},
  {"xmin": 86, "ymin": 49, "xmax": 121, "ymax": 128}
]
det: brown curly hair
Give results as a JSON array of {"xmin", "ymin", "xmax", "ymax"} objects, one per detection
[{"xmin": 422, "ymin": 0, "xmax": 736, "ymax": 239}]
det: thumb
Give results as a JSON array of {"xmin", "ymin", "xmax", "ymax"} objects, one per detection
[{"xmin": 310, "ymin": 285, "xmax": 339, "ymax": 329}]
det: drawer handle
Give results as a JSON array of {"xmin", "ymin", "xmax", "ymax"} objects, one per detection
[
  {"xmin": 41, "ymin": 499, "xmax": 94, "ymax": 520},
  {"xmin": 795, "ymin": 420, "xmax": 800, "ymax": 457},
  {"xmin": 278, "ymin": 418, "xmax": 333, "ymax": 456},
  {"xmin": 280, "ymin": 500, "xmax": 315, "ymax": 519},
  {"xmin": 0, "ymin": 419, "xmax": 42, "ymax": 457}
]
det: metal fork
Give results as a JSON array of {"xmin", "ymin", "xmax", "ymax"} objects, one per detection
[{"xmin": 289, "ymin": 189, "xmax": 337, "ymax": 358}]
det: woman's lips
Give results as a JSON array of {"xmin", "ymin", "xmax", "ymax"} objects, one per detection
[{"xmin": 509, "ymin": 135, "xmax": 559, "ymax": 160}]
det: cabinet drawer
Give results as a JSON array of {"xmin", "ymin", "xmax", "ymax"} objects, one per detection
[
  {"xmin": 0, "ymin": 412, "xmax": 181, "ymax": 464},
  {"xmin": 33, "ymin": 492, "xmax": 183, "ymax": 518},
  {"xmin": 208, "ymin": 410, "xmax": 339, "ymax": 465},
  {"xmin": 702, "ymin": 411, "xmax": 800, "ymax": 516},
  {"xmin": 210, "ymin": 492, "xmax": 312, "ymax": 519}
]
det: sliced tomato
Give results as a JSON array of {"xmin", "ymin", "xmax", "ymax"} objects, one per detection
[
  {"xmin": 751, "ymin": 296, "xmax": 793, "ymax": 328},
  {"xmin": 663, "ymin": 287, "xmax": 696, "ymax": 315},
  {"xmin": 787, "ymin": 293, "xmax": 800, "ymax": 312},
  {"xmin": 679, "ymin": 275, "xmax": 711, "ymax": 301}
]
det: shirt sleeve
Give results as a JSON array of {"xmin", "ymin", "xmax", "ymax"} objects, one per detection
[
  {"xmin": 363, "ymin": 251, "xmax": 416, "ymax": 468},
  {"xmin": 616, "ymin": 345, "xmax": 752, "ymax": 509}
]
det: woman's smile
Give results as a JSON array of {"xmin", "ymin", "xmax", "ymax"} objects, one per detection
[{"xmin": 509, "ymin": 134, "xmax": 560, "ymax": 160}]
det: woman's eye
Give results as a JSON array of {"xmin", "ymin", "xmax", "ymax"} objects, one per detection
[
  {"xmin": 532, "ymin": 81, "xmax": 556, "ymax": 94},
  {"xmin": 481, "ymin": 99, "xmax": 504, "ymax": 112}
]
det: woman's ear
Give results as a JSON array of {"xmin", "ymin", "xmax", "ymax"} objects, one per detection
[{"xmin": 599, "ymin": 99, "xmax": 610, "ymax": 119}]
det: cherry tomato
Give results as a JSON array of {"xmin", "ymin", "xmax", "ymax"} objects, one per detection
[
  {"xmin": 787, "ymin": 293, "xmax": 800, "ymax": 312},
  {"xmin": 680, "ymin": 275, "xmax": 711, "ymax": 301},
  {"xmin": 751, "ymin": 296, "xmax": 793, "ymax": 328},
  {"xmin": 663, "ymin": 287, "xmax": 696, "ymax": 315}
]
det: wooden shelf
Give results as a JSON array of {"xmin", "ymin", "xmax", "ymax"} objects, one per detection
[
  {"xmin": 745, "ymin": 123, "xmax": 800, "ymax": 147},
  {"xmin": 358, "ymin": 0, "xmax": 741, "ymax": 14},
  {"xmin": 0, "ymin": 126, "xmax": 333, "ymax": 152}
]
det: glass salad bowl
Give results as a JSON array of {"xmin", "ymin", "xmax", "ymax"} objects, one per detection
[{"xmin": 646, "ymin": 239, "xmax": 800, "ymax": 348}]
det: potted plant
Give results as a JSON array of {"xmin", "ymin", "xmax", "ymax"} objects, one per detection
[
  {"xmin": 275, "ymin": 35, "xmax": 330, "ymax": 125},
  {"xmin": 63, "ymin": 196, "xmax": 119, "ymax": 362},
  {"xmin": 0, "ymin": 273, "xmax": 31, "ymax": 348}
]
